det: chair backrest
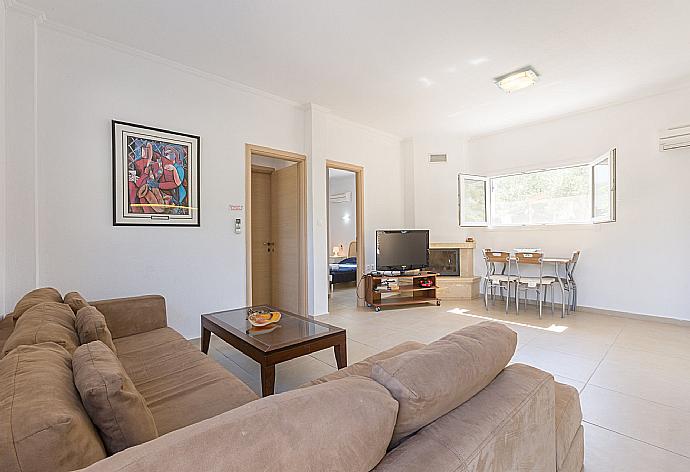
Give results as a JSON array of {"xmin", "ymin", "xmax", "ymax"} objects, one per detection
[
  {"xmin": 514, "ymin": 252, "xmax": 544, "ymax": 281},
  {"xmin": 348, "ymin": 241, "xmax": 357, "ymax": 257},
  {"xmin": 484, "ymin": 250, "xmax": 510, "ymax": 277},
  {"xmin": 485, "ymin": 251, "xmax": 510, "ymax": 264},
  {"xmin": 514, "ymin": 252, "xmax": 543, "ymax": 265},
  {"xmin": 568, "ymin": 250, "xmax": 581, "ymax": 277}
]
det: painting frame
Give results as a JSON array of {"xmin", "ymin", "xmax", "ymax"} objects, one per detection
[{"xmin": 112, "ymin": 120, "xmax": 200, "ymax": 227}]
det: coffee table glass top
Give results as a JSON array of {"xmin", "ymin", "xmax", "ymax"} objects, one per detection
[{"xmin": 202, "ymin": 306, "xmax": 343, "ymax": 351}]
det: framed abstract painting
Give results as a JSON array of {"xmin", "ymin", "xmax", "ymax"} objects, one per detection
[{"xmin": 112, "ymin": 120, "xmax": 200, "ymax": 226}]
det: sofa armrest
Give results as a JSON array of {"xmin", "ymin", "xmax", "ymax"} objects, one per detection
[
  {"xmin": 90, "ymin": 295, "xmax": 167, "ymax": 339},
  {"xmin": 374, "ymin": 363, "xmax": 556, "ymax": 472}
]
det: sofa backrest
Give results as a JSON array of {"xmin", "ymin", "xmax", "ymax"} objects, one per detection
[
  {"xmin": 372, "ymin": 321, "xmax": 517, "ymax": 445},
  {"xmin": 90, "ymin": 295, "xmax": 167, "ymax": 339}
]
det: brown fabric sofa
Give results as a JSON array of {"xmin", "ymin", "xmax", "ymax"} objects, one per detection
[
  {"xmin": 0, "ymin": 290, "xmax": 584, "ymax": 472},
  {"xmin": 1, "ymin": 291, "xmax": 258, "ymax": 472}
]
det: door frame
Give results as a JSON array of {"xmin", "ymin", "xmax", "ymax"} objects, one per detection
[
  {"xmin": 245, "ymin": 144, "xmax": 307, "ymax": 314},
  {"xmin": 326, "ymin": 160, "xmax": 364, "ymax": 301}
]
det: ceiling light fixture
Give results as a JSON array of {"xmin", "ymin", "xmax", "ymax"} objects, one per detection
[{"xmin": 494, "ymin": 66, "xmax": 539, "ymax": 93}]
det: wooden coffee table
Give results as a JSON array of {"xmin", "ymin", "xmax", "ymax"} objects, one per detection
[{"xmin": 201, "ymin": 306, "xmax": 346, "ymax": 396}]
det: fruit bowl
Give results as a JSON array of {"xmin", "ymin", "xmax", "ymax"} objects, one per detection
[{"xmin": 248, "ymin": 311, "xmax": 282, "ymax": 327}]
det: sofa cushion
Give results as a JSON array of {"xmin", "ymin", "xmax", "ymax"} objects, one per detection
[
  {"xmin": 76, "ymin": 306, "xmax": 117, "ymax": 353},
  {"xmin": 65, "ymin": 291, "xmax": 90, "ymax": 313},
  {"xmin": 114, "ymin": 327, "xmax": 259, "ymax": 435},
  {"xmin": 555, "ymin": 382, "xmax": 583, "ymax": 470},
  {"xmin": 0, "ymin": 343, "xmax": 107, "ymax": 472},
  {"xmin": 559, "ymin": 425, "xmax": 584, "ymax": 472},
  {"xmin": 73, "ymin": 341, "xmax": 158, "ymax": 454},
  {"xmin": 78, "ymin": 376, "xmax": 398, "ymax": 472},
  {"xmin": 0, "ymin": 316, "xmax": 13, "ymax": 351},
  {"xmin": 372, "ymin": 321, "xmax": 517, "ymax": 445},
  {"xmin": 2, "ymin": 302, "xmax": 79, "ymax": 358},
  {"xmin": 373, "ymin": 364, "xmax": 556, "ymax": 472},
  {"xmin": 301, "ymin": 340, "xmax": 425, "ymax": 387},
  {"xmin": 12, "ymin": 287, "xmax": 63, "ymax": 322}
]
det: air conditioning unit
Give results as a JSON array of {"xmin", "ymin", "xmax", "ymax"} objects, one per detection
[{"xmin": 659, "ymin": 125, "xmax": 690, "ymax": 151}]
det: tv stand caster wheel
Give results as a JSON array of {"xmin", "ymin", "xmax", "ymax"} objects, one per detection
[
  {"xmin": 436, "ymin": 300, "xmax": 441, "ymax": 306},
  {"xmin": 375, "ymin": 306, "xmax": 381, "ymax": 312},
  {"xmin": 367, "ymin": 303, "xmax": 372, "ymax": 307}
]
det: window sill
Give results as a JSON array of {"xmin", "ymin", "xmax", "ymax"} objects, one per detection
[{"xmin": 480, "ymin": 223, "xmax": 600, "ymax": 232}]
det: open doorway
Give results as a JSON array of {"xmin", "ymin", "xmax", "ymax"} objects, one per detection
[
  {"xmin": 326, "ymin": 161, "xmax": 364, "ymax": 311},
  {"xmin": 245, "ymin": 144, "xmax": 307, "ymax": 314}
]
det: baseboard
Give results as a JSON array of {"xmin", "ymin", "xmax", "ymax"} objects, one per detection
[
  {"xmin": 479, "ymin": 289, "xmax": 690, "ymax": 327},
  {"xmin": 575, "ymin": 305, "xmax": 690, "ymax": 328}
]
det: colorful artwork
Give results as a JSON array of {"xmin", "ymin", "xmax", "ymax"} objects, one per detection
[{"xmin": 112, "ymin": 121, "xmax": 200, "ymax": 226}]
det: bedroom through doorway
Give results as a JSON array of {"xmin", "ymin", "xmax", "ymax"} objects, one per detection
[{"xmin": 326, "ymin": 161, "xmax": 364, "ymax": 311}]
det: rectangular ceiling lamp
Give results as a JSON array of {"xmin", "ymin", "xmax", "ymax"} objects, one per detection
[{"xmin": 494, "ymin": 67, "xmax": 539, "ymax": 93}]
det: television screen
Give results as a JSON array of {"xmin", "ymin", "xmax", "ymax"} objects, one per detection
[{"xmin": 376, "ymin": 230, "xmax": 429, "ymax": 271}]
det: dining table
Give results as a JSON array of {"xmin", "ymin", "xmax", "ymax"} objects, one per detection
[{"xmin": 506, "ymin": 254, "xmax": 573, "ymax": 318}]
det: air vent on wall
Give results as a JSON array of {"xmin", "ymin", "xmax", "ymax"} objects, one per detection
[
  {"xmin": 659, "ymin": 125, "xmax": 690, "ymax": 151},
  {"xmin": 429, "ymin": 153, "xmax": 448, "ymax": 163}
]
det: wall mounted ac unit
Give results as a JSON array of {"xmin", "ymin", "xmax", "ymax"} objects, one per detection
[
  {"xmin": 659, "ymin": 125, "xmax": 690, "ymax": 151},
  {"xmin": 329, "ymin": 191, "xmax": 351, "ymax": 203}
]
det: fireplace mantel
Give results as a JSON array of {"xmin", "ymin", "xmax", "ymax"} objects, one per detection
[{"xmin": 429, "ymin": 242, "xmax": 480, "ymax": 299}]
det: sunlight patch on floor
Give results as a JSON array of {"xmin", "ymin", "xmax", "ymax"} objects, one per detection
[{"xmin": 446, "ymin": 308, "xmax": 568, "ymax": 333}]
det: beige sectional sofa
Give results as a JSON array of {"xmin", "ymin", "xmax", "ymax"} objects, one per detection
[{"xmin": 0, "ymin": 289, "xmax": 583, "ymax": 472}]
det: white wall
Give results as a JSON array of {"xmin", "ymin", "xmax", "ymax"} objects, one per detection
[
  {"xmin": 4, "ymin": 8, "xmax": 40, "ymax": 314},
  {"xmin": 308, "ymin": 106, "xmax": 405, "ymax": 315},
  {"xmin": 413, "ymin": 88, "xmax": 690, "ymax": 321},
  {"xmin": 328, "ymin": 173, "xmax": 357, "ymax": 254},
  {"xmin": 31, "ymin": 26, "xmax": 305, "ymax": 338},
  {"xmin": 0, "ymin": 2, "xmax": 6, "ymax": 314},
  {"xmin": 2, "ymin": 8, "xmax": 406, "ymax": 330},
  {"xmin": 410, "ymin": 133, "xmax": 470, "ymax": 241}
]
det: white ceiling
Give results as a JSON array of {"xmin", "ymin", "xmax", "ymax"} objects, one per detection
[{"xmin": 21, "ymin": 0, "xmax": 690, "ymax": 137}]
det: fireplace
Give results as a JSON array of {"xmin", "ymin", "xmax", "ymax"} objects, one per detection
[{"xmin": 428, "ymin": 248, "xmax": 460, "ymax": 276}]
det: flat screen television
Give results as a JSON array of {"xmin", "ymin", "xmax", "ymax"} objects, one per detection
[{"xmin": 376, "ymin": 230, "xmax": 429, "ymax": 271}]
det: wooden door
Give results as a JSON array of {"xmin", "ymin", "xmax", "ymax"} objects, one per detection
[
  {"xmin": 251, "ymin": 170, "xmax": 272, "ymax": 305},
  {"xmin": 271, "ymin": 164, "xmax": 299, "ymax": 312}
]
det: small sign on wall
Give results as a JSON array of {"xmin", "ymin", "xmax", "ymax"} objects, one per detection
[{"xmin": 229, "ymin": 204, "xmax": 243, "ymax": 211}]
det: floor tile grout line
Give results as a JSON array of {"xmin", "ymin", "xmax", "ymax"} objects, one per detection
[
  {"xmin": 582, "ymin": 421, "xmax": 690, "ymax": 461},
  {"xmin": 607, "ymin": 341, "xmax": 690, "ymax": 364},
  {"xmin": 584, "ymin": 382, "xmax": 690, "ymax": 413},
  {"xmin": 581, "ymin": 325, "xmax": 624, "ymax": 392}
]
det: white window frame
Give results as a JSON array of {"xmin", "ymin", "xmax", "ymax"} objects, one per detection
[
  {"xmin": 591, "ymin": 149, "xmax": 616, "ymax": 224},
  {"xmin": 459, "ymin": 149, "xmax": 616, "ymax": 228},
  {"xmin": 458, "ymin": 174, "xmax": 489, "ymax": 227}
]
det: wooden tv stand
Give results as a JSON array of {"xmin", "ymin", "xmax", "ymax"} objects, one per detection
[{"xmin": 364, "ymin": 272, "xmax": 440, "ymax": 312}]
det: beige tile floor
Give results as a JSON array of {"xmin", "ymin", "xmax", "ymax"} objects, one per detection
[{"xmin": 201, "ymin": 286, "xmax": 690, "ymax": 470}]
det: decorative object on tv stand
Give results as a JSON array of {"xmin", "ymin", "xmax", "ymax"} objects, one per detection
[{"xmin": 112, "ymin": 120, "xmax": 200, "ymax": 226}]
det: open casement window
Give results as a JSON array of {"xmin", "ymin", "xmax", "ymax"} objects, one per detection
[
  {"xmin": 591, "ymin": 149, "xmax": 616, "ymax": 223},
  {"xmin": 458, "ymin": 174, "xmax": 489, "ymax": 227}
]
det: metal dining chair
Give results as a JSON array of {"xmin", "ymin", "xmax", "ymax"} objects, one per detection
[
  {"xmin": 514, "ymin": 252, "xmax": 558, "ymax": 319},
  {"xmin": 482, "ymin": 250, "xmax": 513, "ymax": 314},
  {"xmin": 562, "ymin": 250, "xmax": 580, "ymax": 313}
]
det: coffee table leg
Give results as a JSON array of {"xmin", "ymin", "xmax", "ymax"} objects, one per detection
[
  {"xmin": 334, "ymin": 341, "xmax": 347, "ymax": 369},
  {"xmin": 261, "ymin": 364, "xmax": 276, "ymax": 397},
  {"xmin": 201, "ymin": 326, "xmax": 211, "ymax": 354}
]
